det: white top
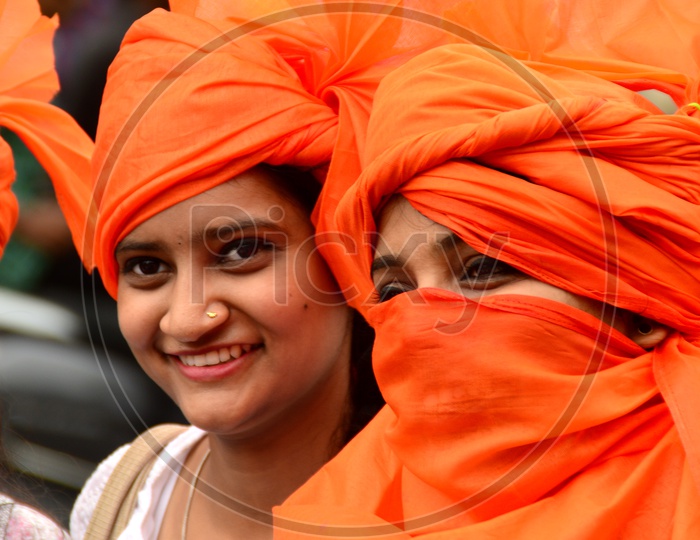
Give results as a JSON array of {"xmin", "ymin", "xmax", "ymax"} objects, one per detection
[
  {"xmin": 70, "ymin": 426, "xmax": 205, "ymax": 540},
  {"xmin": 0, "ymin": 494, "xmax": 70, "ymax": 539}
]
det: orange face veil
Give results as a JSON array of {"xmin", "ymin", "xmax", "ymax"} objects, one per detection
[
  {"xmin": 274, "ymin": 46, "xmax": 700, "ymax": 538},
  {"xmin": 0, "ymin": 0, "xmax": 93, "ymax": 258},
  {"xmin": 50, "ymin": 0, "xmax": 461, "ymax": 297}
]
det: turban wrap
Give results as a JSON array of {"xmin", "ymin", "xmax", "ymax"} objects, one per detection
[
  {"xmin": 447, "ymin": 0, "xmax": 700, "ymax": 107},
  {"xmin": 51, "ymin": 0, "xmax": 461, "ymax": 297},
  {"xmin": 274, "ymin": 45, "xmax": 700, "ymax": 538},
  {"xmin": 0, "ymin": 0, "xmax": 92, "ymax": 259}
]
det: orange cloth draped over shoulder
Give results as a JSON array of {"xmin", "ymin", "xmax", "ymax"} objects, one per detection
[
  {"xmin": 0, "ymin": 0, "xmax": 93, "ymax": 258},
  {"xmin": 49, "ymin": 0, "xmax": 460, "ymax": 297},
  {"xmin": 274, "ymin": 46, "xmax": 700, "ymax": 538}
]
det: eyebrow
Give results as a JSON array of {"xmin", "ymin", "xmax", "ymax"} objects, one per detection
[
  {"xmin": 201, "ymin": 218, "xmax": 287, "ymax": 243},
  {"xmin": 115, "ymin": 217, "xmax": 289, "ymax": 254},
  {"xmin": 370, "ymin": 254, "xmax": 401, "ymax": 274},
  {"xmin": 371, "ymin": 232, "xmax": 463, "ymax": 274},
  {"xmin": 115, "ymin": 240, "xmax": 162, "ymax": 255},
  {"xmin": 437, "ymin": 232, "xmax": 463, "ymax": 251}
]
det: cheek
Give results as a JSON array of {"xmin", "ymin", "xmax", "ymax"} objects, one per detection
[
  {"xmin": 567, "ymin": 296, "xmax": 632, "ymax": 334},
  {"xmin": 268, "ymin": 272, "xmax": 351, "ymax": 359},
  {"xmin": 116, "ymin": 291, "xmax": 157, "ymax": 351},
  {"xmin": 517, "ymin": 281, "xmax": 627, "ymax": 329},
  {"xmin": 292, "ymin": 249, "xmax": 344, "ymax": 306},
  {"xmin": 285, "ymin": 305, "xmax": 352, "ymax": 383},
  {"xmin": 541, "ymin": 286, "xmax": 606, "ymax": 320}
]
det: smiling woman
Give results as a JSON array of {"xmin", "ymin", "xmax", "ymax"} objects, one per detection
[
  {"xmin": 91, "ymin": 165, "xmax": 358, "ymax": 540},
  {"xmin": 67, "ymin": 158, "xmax": 378, "ymax": 539},
  {"xmin": 114, "ymin": 168, "xmax": 352, "ymax": 444},
  {"xmin": 44, "ymin": 1, "xmax": 462, "ymax": 539}
]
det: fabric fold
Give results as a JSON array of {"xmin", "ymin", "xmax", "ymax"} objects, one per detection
[
  {"xmin": 446, "ymin": 0, "xmax": 700, "ymax": 106},
  {"xmin": 0, "ymin": 0, "xmax": 93, "ymax": 258}
]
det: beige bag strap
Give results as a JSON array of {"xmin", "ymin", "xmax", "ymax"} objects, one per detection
[
  {"xmin": 83, "ymin": 423, "xmax": 188, "ymax": 540},
  {"xmin": 110, "ymin": 454, "xmax": 156, "ymax": 537}
]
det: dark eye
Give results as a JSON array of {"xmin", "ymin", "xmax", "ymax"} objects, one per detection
[
  {"xmin": 376, "ymin": 281, "xmax": 413, "ymax": 303},
  {"xmin": 222, "ymin": 238, "xmax": 272, "ymax": 261},
  {"xmin": 125, "ymin": 257, "xmax": 166, "ymax": 276},
  {"xmin": 461, "ymin": 255, "xmax": 521, "ymax": 288}
]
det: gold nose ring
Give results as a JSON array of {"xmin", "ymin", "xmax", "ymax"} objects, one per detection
[{"xmin": 206, "ymin": 311, "xmax": 218, "ymax": 319}]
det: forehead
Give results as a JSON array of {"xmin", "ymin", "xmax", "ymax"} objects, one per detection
[
  {"xmin": 121, "ymin": 168, "xmax": 309, "ymax": 243},
  {"xmin": 375, "ymin": 196, "xmax": 451, "ymax": 254}
]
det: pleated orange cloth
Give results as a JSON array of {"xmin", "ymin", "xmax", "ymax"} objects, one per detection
[
  {"xmin": 0, "ymin": 0, "xmax": 93, "ymax": 258},
  {"xmin": 446, "ymin": 0, "xmax": 700, "ymax": 107},
  {"xmin": 175, "ymin": 0, "xmax": 699, "ymax": 105},
  {"xmin": 273, "ymin": 45, "xmax": 700, "ymax": 538},
  {"xmin": 49, "ymin": 0, "xmax": 461, "ymax": 297}
]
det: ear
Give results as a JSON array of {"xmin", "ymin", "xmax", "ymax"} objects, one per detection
[{"xmin": 631, "ymin": 317, "xmax": 670, "ymax": 350}]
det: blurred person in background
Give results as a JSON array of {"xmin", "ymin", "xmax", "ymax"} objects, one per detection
[
  {"xmin": 0, "ymin": 0, "xmax": 93, "ymax": 536},
  {"xmin": 0, "ymin": 0, "xmax": 168, "ymax": 356}
]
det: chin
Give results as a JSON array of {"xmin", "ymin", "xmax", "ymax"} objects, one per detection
[{"xmin": 182, "ymin": 407, "xmax": 257, "ymax": 438}]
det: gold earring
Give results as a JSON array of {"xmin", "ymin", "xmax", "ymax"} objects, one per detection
[{"xmin": 206, "ymin": 312, "xmax": 218, "ymax": 319}]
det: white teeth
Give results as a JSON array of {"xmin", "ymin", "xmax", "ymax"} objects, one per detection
[
  {"xmin": 205, "ymin": 351, "xmax": 219, "ymax": 366},
  {"xmin": 178, "ymin": 345, "xmax": 255, "ymax": 367}
]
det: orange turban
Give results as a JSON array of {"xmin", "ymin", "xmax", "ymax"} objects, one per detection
[
  {"xmin": 51, "ymin": 0, "xmax": 461, "ymax": 297},
  {"xmin": 274, "ymin": 46, "xmax": 700, "ymax": 538},
  {"xmin": 448, "ymin": 0, "xmax": 700, "ymax": 107},
  {"xmin": 0, "ymin": 0, "xmax": 93, "ymax": 259}
]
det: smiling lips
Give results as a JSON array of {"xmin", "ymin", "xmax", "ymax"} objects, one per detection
[{"xmin": 178, "ymin": 344, "xmax": 259, "ymax": 367}]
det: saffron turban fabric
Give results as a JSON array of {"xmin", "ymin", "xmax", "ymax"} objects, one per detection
[
  {"xmin": 274, "ymin": 45, "xmax": 700, "ymax": 538},
  {"xmin": 52, "ymin": 0, "xmax": 460, "ymax": 297},
  {"xmin": 0, "ymin": 0, "xmax": 93, "ymax": 258},
  {"xmin": 448, "ymin": 0, "xmax": 700, "ymax": 107}
]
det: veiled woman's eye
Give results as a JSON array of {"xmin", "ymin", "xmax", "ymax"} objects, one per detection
[
  {"xmin": 377, "ymin": 282, "xmax": 413, "ymax": 303},
  {"xmin": 461, "ymin": 255, "xmax": 521, "ymax": 288}
]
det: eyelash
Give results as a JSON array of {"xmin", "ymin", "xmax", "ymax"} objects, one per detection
[
  {"xmin": 120, "ymin": 236, "xmax": 276, "ymax": 282},
  {"xmin": 122, "ymin": 257, "xmax": 166, "ymax": 277},
  {"xmin": 220, "ymin": 237, "xmax": 275, "ymax": 263},
  {"xmin": 375, "ymin": 255, "xmax": 521, "ymax": 303},
  {"xmin": 376, "ymin": 280, "xmax": 414, "ymax": 303},
  {"xmin": 460, "ymin": 255, "xmax": 518, "ymax": 285}
]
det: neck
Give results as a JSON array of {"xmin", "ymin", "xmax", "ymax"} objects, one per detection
[
  {"xmin": 202, "ymin": 366, "xmax": 351, "ymax": 519},
  {"xmin": 170, "ymin": 344, "xmax": 353, "ymax": 540},
  {"xmin": 208, "ymin": 410, "xmax": 346, "ymax": 509}
]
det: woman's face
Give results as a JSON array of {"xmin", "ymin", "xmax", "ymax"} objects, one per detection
[
  {"xmin": 372, "ymin": 196, "xmax": 632, "ymax": 334},
  {"xmin": 116, "ymin": 168, "xmax": 352, "ymax": 438}
]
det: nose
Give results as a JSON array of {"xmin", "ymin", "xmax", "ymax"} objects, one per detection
[
  {"xmin": 159, "ymin": 275, "xmax": 229, "ymax": 342},
  {"xmin": 417, "ymin": 272, "xmax": 465, "ymax": 297}
]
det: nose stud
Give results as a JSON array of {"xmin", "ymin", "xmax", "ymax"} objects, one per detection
[{"xmin": 206, "ymin": 311, "xmax": 218, "ymax": 319}]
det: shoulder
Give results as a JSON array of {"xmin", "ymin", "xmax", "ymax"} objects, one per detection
[
  {"xmin": 0, "ymin": 494, "xmax": 70, "ymax": 539},
  {"xmin": 69, "ymin": 441, "xmax": 130, "ymax": 539},
  {"xmin": 69, "ymin": 424, "xmax": 201, "ymax": 540}
]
